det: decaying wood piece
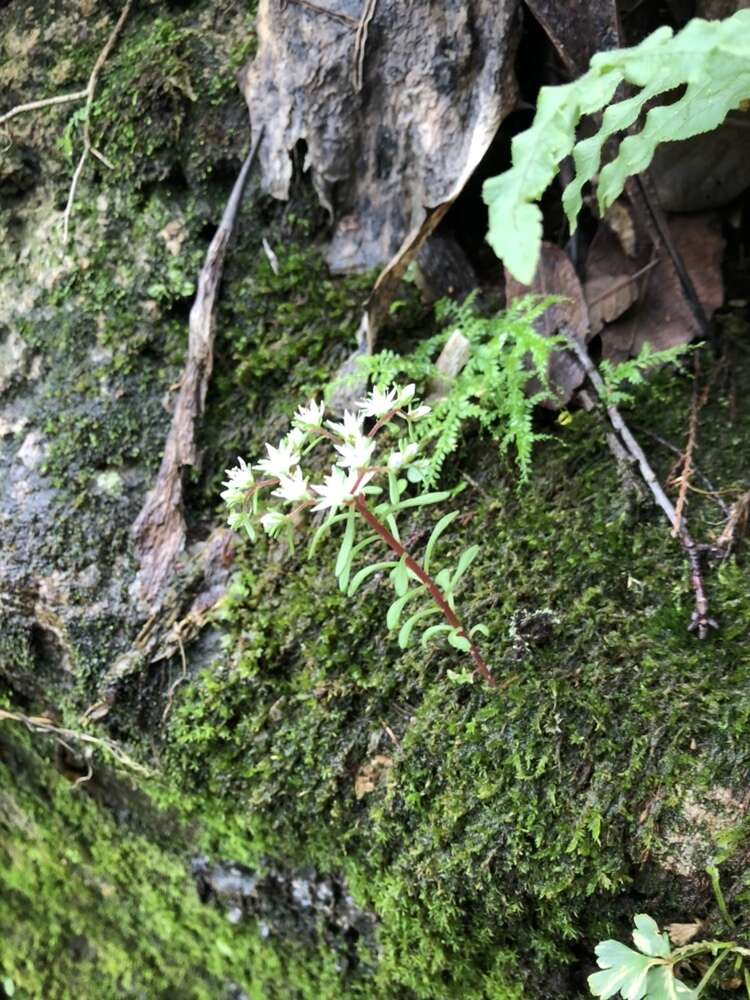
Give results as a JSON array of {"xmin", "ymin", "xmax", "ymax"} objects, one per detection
[
  {"xmin": 566, "ymin": 331, "xmax": 718, "ymax": 639},
  {"xmin": 241, "ymin": 0, "xmax": 519, "ymax": 337},
  {"xmin": 131, "ymin": 137, "xmax": 260, "ymax": 610}
]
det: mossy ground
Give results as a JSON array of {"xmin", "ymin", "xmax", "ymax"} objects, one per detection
[{"xmin": 2, "ymin": 3, "xmax": 750, "ymax": 999}]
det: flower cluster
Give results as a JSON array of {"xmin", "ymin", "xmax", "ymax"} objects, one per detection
[{"xmin": 221, "ymin": 384, "xmax": 431, "ymax": 543}]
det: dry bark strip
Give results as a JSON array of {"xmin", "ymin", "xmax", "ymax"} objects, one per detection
[
  {"xmin": 565, "ymin": 331, "xmax": 718, "ymax": 639},
  {"xmin": 132, "ymin": 135, "xmax": 261, "ymax": 610}
]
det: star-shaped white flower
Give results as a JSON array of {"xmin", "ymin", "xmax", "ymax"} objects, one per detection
[
  {"xmin": 220, "ymin": 457, "xmax": 254, "ymax": 505},
  {"xmin": 334, "ymin": 434, "xmax": 376, "ymax": 470},
  {"xmin": 356, "ymin": 383, "xmax": 417, "ymax": 419},
  {"xmin": 272, "ymin": 467, "xmax": 311, "ymax": 504},
  {"xmin": 294, "ymin": 398, "xmax": 325, "ymax": 430},
  {"xmin": 310, "ymin": 466, "xmax": 374, "ymax": 512},
  {"xmin": 406, "ymin": 403, "xmax": 431, "ymax": 421},
  {"xmin": 254, "ymin": 439, "xmax": 300, "ymax": 480},
  {"xmin": 356, "ymin": 385, "xmax": 398, "ymax": 419},
  {"xmin": 326, "ymin": 410, "xmax": 364, "ymax": 442}
]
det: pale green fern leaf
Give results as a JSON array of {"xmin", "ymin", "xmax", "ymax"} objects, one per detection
[{"xmin": 485, "ymin": 11, "xmax": 750, "ymax": 283}]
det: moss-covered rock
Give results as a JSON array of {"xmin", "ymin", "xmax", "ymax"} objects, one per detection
[{"xmin": 2, "ymin": 3, "xmax": 750, "ymax": 999}]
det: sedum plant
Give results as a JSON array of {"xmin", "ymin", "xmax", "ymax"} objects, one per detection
[
  {"xmin": 483, "ymin": 10, "xmax": 750, "ymax": 283},
  {"xmin": 221, "ymin": 385, "xmax": 495, "ymax": 686}
]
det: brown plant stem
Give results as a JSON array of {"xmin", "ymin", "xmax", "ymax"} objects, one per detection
[{"xmin": 353, "ymin": 495, "xmax": 496, "ymax": 687}]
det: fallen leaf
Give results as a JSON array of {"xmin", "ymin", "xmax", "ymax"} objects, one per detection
[
  {"xmin": 241, "ymin": 0, "xmax": 520, "ymax": 280},
  {"xmin": 599, "ymin": 213, "xmax": 724, "ymax": 364},
  {"xmin": 666, "ymin": 921, "xmax": 703, "ymax": 947},
  {"xmin": 354, "ymin": 754, "xmax": 393, "ymax": 800}
]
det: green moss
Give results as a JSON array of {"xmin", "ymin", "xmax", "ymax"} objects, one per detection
[
  {"xmin": 162, "ymin": 340, "xmax": 750, "ymax": 998},
  {"xmin": 0, "ymin": 718, "xmax": 375, "ymax": 999}
]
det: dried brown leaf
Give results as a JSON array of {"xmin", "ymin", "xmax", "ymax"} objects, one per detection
[
  {"xmin": 354, "ymin": 754, "xmax": 393, "ymax": 800},
  {"xmin": 600, "ymin": 213, "xmax": 724, "ymax": 364},
  {"xmin": 666, "ymin": 921, "xmax": 703, "ymax": 947}
]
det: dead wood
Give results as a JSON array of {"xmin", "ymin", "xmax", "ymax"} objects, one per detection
[{"xmin": 131, "ymin": 137, "xmax": 260, "ymax": 611}]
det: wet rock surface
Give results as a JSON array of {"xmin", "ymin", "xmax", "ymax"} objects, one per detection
[{"xmin": 192, "ymin": 857, "xmax": 377, "ymax": 975}]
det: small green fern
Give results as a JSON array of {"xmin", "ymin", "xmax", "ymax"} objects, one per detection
[
  {"xmin": 600, "ymin": 342, "xmax": 693, "ymax": 406},
  {"xmin": 484, "ymin": 10, "xmax": 750, "ymax": 283},
  {"xmin": 358, "ymin": 295, "xmax": 562, "ymax": 485}
]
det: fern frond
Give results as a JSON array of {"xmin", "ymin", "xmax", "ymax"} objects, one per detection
[{"xmin": 483, "ymin": 10, "xmax": 750, "ymax": 283}]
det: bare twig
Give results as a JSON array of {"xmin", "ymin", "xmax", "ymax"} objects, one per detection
[
  {"xmin": 567, "ymin": 331, "xmax": 717, "ymax": 637},
  {"xmin": 63, "ymin": 0, "xmax": 134, "ymax": 243},
  {"xmin": 132, "ymin": 134, "xmax": 262, "ymax": 608},
  {"xmin": 352, "ymin": 0, "xmax": 378, "ymax": 91},
  {"xmin": 632, "ymin": 425, "xmax": 731, "ymax": 517},
  {"xmin": 0, "ymin": 89, "xmax": 88, "ymax": 128},
  {"xmin": 0, "ymin": 708, "xmax": 151, "ymax": 776}
]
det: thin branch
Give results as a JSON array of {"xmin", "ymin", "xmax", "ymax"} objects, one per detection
[
  {"xmin": 0, "ymin": 89, "xmax": 88, "ymax": 128},
  {"xmin": 62, "ymin": 0, "xmax": 134, "ymax": 243},
  {"xmin": 566, "ymin": 331, "xmax": 717, "ymax": 638},
  {"xmin": 632, "ymin": 425, "xmax": 731, "ymax": 517},
  {"xmin": 0, "ymin": 708, "xmax": 151, "ymax": 776}
]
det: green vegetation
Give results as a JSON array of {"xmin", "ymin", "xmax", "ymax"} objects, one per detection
[
  {"xmin": 2, "ymin": 2, "xmax": 750, "ymax": 998},
  {"xmin": 484, "ymin": 9, "xmax": 750, "ymax": 282}
]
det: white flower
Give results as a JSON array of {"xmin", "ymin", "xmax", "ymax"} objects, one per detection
[
  {"xmin": 356, "ymin": 383, "xmax": 417, "ymax": 419},
  {"xmin": 387, "ymin": 442, "xmax": 419, "ymax": 472},
  {"xmin": 310, "ymin": 466, "xmax": 374, "ymax": 513},
  {"xmin": 356, "ymin": 385, "xmax": 398, "ymax": 419},
  {"xmin": 294, "ymin": 398, "xmax": 325, "ymax": 430},
  {"xmin": 272, "ymin": 467, "xmax": 311, "ymax": 504},
  {"xmin": 334, "ymin": 434, "xmax": 376, "ymax": 470},
  {"xmin": 326, "ymin": 409, "xmax": 364, "ymax": 442},
  {"xmin": 221, "ymin": 457, "xmax": 254, "ymax": 505},
  {"xmin": 254, "ymin": 439, "xmax": 300, "ymax": 479},
  {"xmin": 285, "ymin": 427, "xmax": 307, "ymax": 453},
  {"xmin": 260, "ymin": 509, "xmax": 288, "ymax": 538}
]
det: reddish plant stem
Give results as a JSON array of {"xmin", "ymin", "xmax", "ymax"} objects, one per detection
[{"xmin": 354, "ymin": 495, "xmax": 496, "ymax": 687}]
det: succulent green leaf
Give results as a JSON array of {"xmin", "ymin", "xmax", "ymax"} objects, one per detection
[
  {"xmin": 397, "ymin": 490, "xmax": 451, "ymax": 510},
  {"xmin": 386, "ymin": 586, "xmax": 425, "ymax": 630},
  {"xmin": 347, "ymin": 561, "xmax": 398, "ymax": 596},
  {"xmin": 308, "ymin": 511, "xmax": 349, "ymax": 557},
  {"xmin": 447, "ymin": 629, "xmax": 472, "ymax": 653},
  {"xmin": 450, "ymin": 544, "xmax": 480, "ymax": 587},
  {"xmin": 390, "ymin": 558, "xmax": 410, "ymax": 597},
  {"xmin": 335, "ymin": 511, "xmax": 356, "ymax": 591},
  {"xmin": 421, "ymin": 623, "xmax": 453, "ymax": 647},
  {"xmin": 398, "ymin": 606, "xmax": 441, "ymax": 648},
  {"xmin": 423, "ymin": 511, "xmax": 461, "ymax": 574},
  {"xmin": 470, "ymin": 623, "xmax": 490, "ymax": 639}
]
